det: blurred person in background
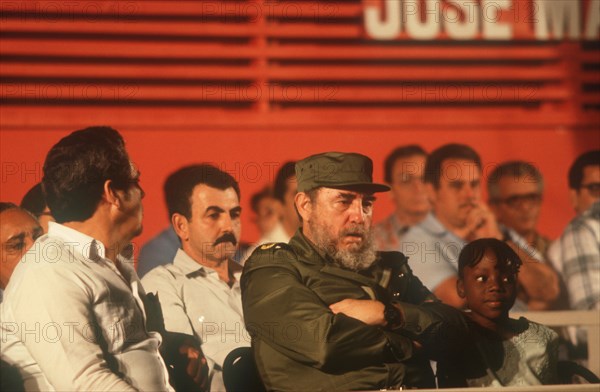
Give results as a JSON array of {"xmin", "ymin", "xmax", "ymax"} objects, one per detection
[
  {"xmin": 402, "ymin": 144, "xmax": 559, "ymax": 310},
  {"xmin": 549, "ymin": 150, "xmax": 600, "ymax": 312},
  {"xmin": 374, "ymin": 145, "xmax": 430, "ymax": 251},
  {"xmin": 244, "ymin": 161, "xmax": 299, "ymax": 261},
  {"xmin": 0, "ymin": 202, "xmax": 42, "ymax": 299},
  {"xmin": 249, "ymin": 186, "xmax": 280, "ymax": 239},
  {"xmin": 488, "ymin": 161, "xmax": 551, "ymax": 258}
]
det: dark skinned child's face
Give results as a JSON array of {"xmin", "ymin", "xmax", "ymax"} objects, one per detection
[{"xmin": 457, "ymin": 249, "xmax": 517, "ymax": 328}]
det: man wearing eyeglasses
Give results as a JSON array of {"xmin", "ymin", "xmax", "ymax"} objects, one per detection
[
  {"xmin": 401, "ymin": 144, "xmax": 559, "ymax": 310},
  {"xmin": 487, "ymin": 161, "xmax": 551, "ymax": 259},
  {"xmin": 549, "ymin": 150, "xmax": 600, "ymax": 313}
]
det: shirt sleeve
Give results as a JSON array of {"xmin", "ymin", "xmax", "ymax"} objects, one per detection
[
  {"xmin": 141, "ymin": 269, "xmax": 221, "ymax": 382},
  {"xmin": 141, "ymin": 268, "xmax": 195, "ymax": 337},
  {"xmin": 7, "ymin": 263, "xmax": 138, "ymax": 391},
  {"xmin": 549, "ymin": 218, "xmax": 600, "ymax": 310}
]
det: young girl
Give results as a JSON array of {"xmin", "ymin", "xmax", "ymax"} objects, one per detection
[{"xmin": 438, "ymin": 238, "xmax": 559, "ymax": 387}]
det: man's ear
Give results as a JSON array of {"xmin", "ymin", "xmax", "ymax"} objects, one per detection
[
  {"xmin": 103, "ymin": 180, "xmax": 121, "ymax": 207},
  {"xmin": 568, "ymin": 189, "xmax": 579, "ymax": 213},
  {"xmin": 456, "ymin": 278, "xmax": 466, "ymax": 298},
  {"xmin": 172, "ymin": 213, "xmax": 189, "ymax": 242},
  {"xmin": 295, "ymin": 192, "xmax": 312, "ymax": 222}
]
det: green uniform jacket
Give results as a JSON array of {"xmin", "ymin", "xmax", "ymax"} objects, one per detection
[{"xmin": 241, "ymin": 230, "xmax": 468, "ymax": 391}]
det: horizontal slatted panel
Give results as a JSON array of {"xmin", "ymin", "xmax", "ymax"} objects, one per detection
[{"xmin": 0, "ymin": 0, "xmax": 597, "ymax": 129}]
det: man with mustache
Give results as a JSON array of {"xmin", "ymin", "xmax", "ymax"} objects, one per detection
[
  {"xmin": 401, "ymin": 144, "xmax": 559, "ymax": 310},
  {"xmin": 142, "ymin": 164, "xmax": 249, "ymax": 391},
  {"xmin": 242, "ymin": 152, "xmax": 469, "ymax": 391}
]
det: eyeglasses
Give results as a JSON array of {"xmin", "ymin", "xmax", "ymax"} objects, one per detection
[
  {"xmin": 580, "ymin": 182, "xmax": 600, "ymax": 197},
  {"xmin": 493, "ymin": 193, "xmax": 542, "ymax": 208}
]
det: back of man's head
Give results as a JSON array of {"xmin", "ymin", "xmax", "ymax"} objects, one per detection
[
  {"xmin": 569, "ymin": 150, "xmax": 600, "ymax": 190},
  {"xmin": 487, "ymin": 161, "xmax": 544, "ymax": 201},
  {"xmin": 164, "ymin": 164, "xmax": 240, "ymax": 220},
  {"xmin": 20, "ymin": 183, "xmax": 47, "ymax": 217},
  {"xmin": 273, "ymin": 161, "xmax": 297, "ymax": 204},
  {"xmin": 43, "ymin": 126, "xmax": 132, "ymax": 223},
  {"xmin": 383, "ymin": 145, "xmax": 426, "ymax": 184},
  {"xmin": 424, "ymin": 143, "xmax": 481, "ymax": 188}
]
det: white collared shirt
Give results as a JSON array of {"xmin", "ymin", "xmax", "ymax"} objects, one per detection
[
  {"xmin": 142, "ymin": 249, "xmax": 251, "ymax": 392},
  {"xmin": 0, "ymin": 222, "xmax": 173, "ymax": 391}
]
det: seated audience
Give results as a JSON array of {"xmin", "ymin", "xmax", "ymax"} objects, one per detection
[
  {"xmin": 549, "ymin": 150, "xmax": 600, "ymax": 312},
  {"xmin": 243, "ymin": 161, "xmax": 299, "ymax": 261},
  {"xmin": 0, "ymin": 202, "xmax": 42, "ymax": 299},
  {"xmin": 142, "ymin": 165, "xmax": 250, "ymax": 391},
  {"xmin": 439, "ymin": 238, "xmax": 558, "ymax": 387},
  {"xmin": 488, "ymin": 161, "xmax": 550, "ymax": 258},
  {"xmin": 20, "ymin": 182, "xmax": 54, "ymax": 233},
  {"xmin": 249, "ymin": 186, "xmax": 280, "ymax": 239},
  {"xmin": 374, "ymin": 145, "xmax": 430, "ymax": 250},
  {"xmin": 1, "ymin": 126, "xmax": 173, "ymax": 391},
  {"xmin": 401, "ymin": 144, "xmax": 559, "ymax": 310}
]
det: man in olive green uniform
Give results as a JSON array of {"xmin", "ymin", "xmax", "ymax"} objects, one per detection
[{"xmin": 241, "ymin": 152, "xmax": 467, "ymax": 391}]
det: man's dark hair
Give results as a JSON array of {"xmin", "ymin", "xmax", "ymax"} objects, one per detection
[
  {"xmin": 424, "ymin": 144, "xmax": 482, "ymax": 188},
  {"xmin": 164, "ymin": 164, "xmax": 240, "ymax": 220},
  {"xmin": 42, "ymin": 126, "xmax": 133, "ymax": 223},
  {"xmin": 250, "ymin": 187, "xmax": 273, "ymax": 213},
  {"xmin": 487, "ymin": 161, "xmax": 544, "ymax": 201},
  {"xmin": 273, "ymin": 161, "xmax": 296, "ymax": 204},
  {"xmin": 383, "ymin": 145, "xmax": 426, "ymax": 184},
  {"xmin": 20, "ymin": 183, "xmax": 47, "ymax": 217},
  {"xmin": 458, "ymin": 238, "xmax": 522, "ymax": 279},
  {"xmin": 568, "ymin": 150, "xmax": 600, "ymax": 190},
  {"xmin": 0, "ymin": 202, "xmax": 18, "ymax": 214}
]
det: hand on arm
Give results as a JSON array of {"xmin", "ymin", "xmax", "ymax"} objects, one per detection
[
  {"xmin": 329, "ymin": 299, "xmax": 386, "ymax": 326},
  {"xmin": 178, "ymin": 343, "xmax": 209, "ymax": 392},
  {"xmin": 507, "ymin": 241, "xmax": 560, "ymax": 308},
  {"xmin": 242, "ymin": 259, "xmax": 415, "ymax": 369}
]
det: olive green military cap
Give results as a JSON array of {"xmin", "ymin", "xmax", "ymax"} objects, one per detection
[{"xmin": 295, "ymin": 152, "xmax": 390, "ymax": 193}]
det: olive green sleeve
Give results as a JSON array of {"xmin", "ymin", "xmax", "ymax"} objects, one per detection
[
  {"xmin": 241, "ymin": 247, "xmax": 414, "ymax": 372},
  {"xmin": 391, "ymin": 301, "xmax": 470, "ymax": 361}
]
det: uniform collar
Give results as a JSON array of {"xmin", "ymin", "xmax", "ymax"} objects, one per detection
[{"xmin": 289, "ymin": 228, "xmax": 328, "ymax": 265}]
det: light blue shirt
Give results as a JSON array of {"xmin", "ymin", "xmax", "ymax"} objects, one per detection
[{"xmin": 400, "ymin": 213, "xmax": 464, "ymax": 292}]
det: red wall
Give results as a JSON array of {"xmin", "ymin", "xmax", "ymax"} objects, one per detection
[{"xmin": 2, "ymin": 128, "xmax": 598, "ymax": 251}]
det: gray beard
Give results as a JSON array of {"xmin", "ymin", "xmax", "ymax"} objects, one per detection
[{"xmin": 309, "ymin": 219, "xmax": 377, "ymax": 271}]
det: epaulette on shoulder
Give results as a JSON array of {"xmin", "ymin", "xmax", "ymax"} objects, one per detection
[
  {"xmin": 245, "ymin": 242, "xmax": 297, "ymax": 269},
  {"xmin": 256, "ymin": 242, "xmax": 293, "ymax": 252}
]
